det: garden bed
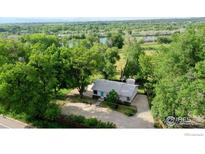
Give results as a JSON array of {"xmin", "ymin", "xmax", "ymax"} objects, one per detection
[{"xmin": 65, "ymin": 94, "xmax": 96, "ymax": 105}]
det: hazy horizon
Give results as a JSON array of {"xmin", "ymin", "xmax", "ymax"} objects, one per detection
[{"xmin": 0, "ymin": 17, "xmax": 198, "ymax": 24}]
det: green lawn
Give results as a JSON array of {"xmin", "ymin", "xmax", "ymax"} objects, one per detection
[
  {"xmin": 63, "ymin": 94, "xmax": 96, "ymax": 105},
  {"xmin": 100, "ymin": 101, "xmax": 137, "ymax": 116},
  {"xmin": 55, "ymin": 88, "xmax": 72, "ymax": 100},
  {"xmin": 138, "ymin": 86, "xmax": 145, "ymax": 94}
]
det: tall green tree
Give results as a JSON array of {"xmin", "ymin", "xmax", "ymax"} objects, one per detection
[
  {"xmin": 139, "ymin": 54, "xmax": 156, "ymax": 100},
  {"xmin": 67, "ymin": 45, "xmax": 98, "ymax": 97},
  {"xmin": 122, "ymin": 40, "xmax": 144, "ymax": 79},
  {"xmin": 91, "ymin": 44, "xmax": 120, "ymax": 79},
  {"xmin": 0, "ymin": 38, "xmax": 28, "ymax": 65},
  {"xmin": 21, "ymin": 34, "xmax": 60, "ymax": 50},
  {"xmin": 107, "ymin": 33, "xmax": 124, "ymax": 49},
  {"xmin": 151, "ymin": 26, "xmax": 205, "ymax": 125},
  {"xmin": 28, "ymin": 50, "xmax": 58, "ymax": 95},
  {"xmin": 0, "ymin": 63, "xmax": 54, "ymax": 119}
]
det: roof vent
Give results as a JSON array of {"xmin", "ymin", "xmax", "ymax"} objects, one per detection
[{"xmin": 126, "ymin": 79, "xmax": 135, "ymax": 85}]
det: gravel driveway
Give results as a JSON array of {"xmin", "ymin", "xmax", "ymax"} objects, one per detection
[{"xmin": 61, "ymin": 94, "xmax": 154, "ymax": 128}]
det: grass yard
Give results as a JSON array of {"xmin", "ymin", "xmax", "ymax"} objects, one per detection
[
  {"xmin": 55, "ymin": 88, "xmax": 72, "ymax": 100},
  {"xmin": 100, "ymin": 101, "xmax": 137, "ymax": 116},
  {"xmin": 137, "ymin": 86, "xmax": 145, "ymax": 94},
  {"xmin": 64, "ymin": 94, "xmax": 96, "ymax": 105},
  {"xmin": 141, "ymin": 42, "xmax": 162, "ymax": 49}
]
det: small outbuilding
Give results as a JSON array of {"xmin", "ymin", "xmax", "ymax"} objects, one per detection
[{"xmin": 92, "ymin": 79, "xmax": 138, "ymax": 103}]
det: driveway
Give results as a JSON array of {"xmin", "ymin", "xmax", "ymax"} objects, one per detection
[
  {"xmin": 61, "ymin": 94, "xmax": 154, "ymax": 128},
  {"xmin": 0, "ymin": 115, "xmax": 28, "ymax": 128}
]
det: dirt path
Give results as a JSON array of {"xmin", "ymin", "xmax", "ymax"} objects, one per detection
[{"xmin": 61, "ymin": 94, "xmax": 154, "ymax": 128}]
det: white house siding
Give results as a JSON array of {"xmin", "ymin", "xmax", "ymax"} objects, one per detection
[
  {"xmin": 94, "ymin": 90, "xmax": 135, "ymax": 103},
  {"xmin": 120, "ymin": 87, "xmax": 138, "ymax": 103},
  {"xmin": 130, "ymin": 87, "xmax": 138, "ymax": 102},
  {"xmin": 95, "ymin": 89, "xmax": 137, "ymax": 103}
]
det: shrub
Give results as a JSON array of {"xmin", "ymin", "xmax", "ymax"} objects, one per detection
[
  {"xmin": 44, "ymin": 103, "xmax": 61, "ymax": 121},
  {"xmin": 84, "ymin": 118, "xmax": 99, "ymax": 127},
  {"xmin": 106, "ymin": 90, "xmax": 119, "ymax": 109},
  {"xmin": 31, "ymin": 114, "xmax": 116, "ymax": 128},
  {"xmin": 157, "ymin": 36, "xmax": 172, "ymax": 44},
  {"xmin": 100, "ymin": 101, "xmax": 137, "ymax": 117},
  {"xmin": 83, "ymin": 117, "xmax": 116, "ymax": 128},
  {"xmin": 59, "ymin": 114, "xmax": 116, "ymax": 128},
  {"xmin": 31, "ymin": 119, "xmax": 65, "ymax": 128},
  {"xmin": 117, "ymin": 105, "xmax": 137, "ymax": 116}
]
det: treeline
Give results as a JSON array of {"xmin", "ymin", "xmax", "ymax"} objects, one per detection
[
  {"xmin": 118, "ymin": 24, "xmax": 205, "ymax": 127},
  {"xmin": 151, "ymin": 25, "xmax": 205, "ymax": 125},
  {"xmin": 139, "ymin": 25, "xmax": 205, "ymax": 127},
  {"xmin": 0, "ymin": 34, "xmax": 120, "ymax": 126},
  {"xmin": 1, "ymin": 18, "xmax": 204, "ymax": 36}
]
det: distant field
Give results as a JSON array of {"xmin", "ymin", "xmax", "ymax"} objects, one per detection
[
  {"xmin": 142, "ymin": 42, "xmax": 170, "ymax": 54},
  {"xmin": 114, "ymin": 41, "xmax": 171, "ymax": 79}
]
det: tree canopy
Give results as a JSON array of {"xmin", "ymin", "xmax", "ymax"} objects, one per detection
[
  {"xmin": 151, "ymin": 26, "xmax": 205, "ymax": 124},
  {"xmin": 122, "ymin": 40, "xmax": 144, "ymax": 79}
]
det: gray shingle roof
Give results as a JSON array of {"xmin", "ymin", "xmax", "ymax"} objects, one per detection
[{"xmin": 92, "ymin": 79, "xmax": 138, "ymax": 97}]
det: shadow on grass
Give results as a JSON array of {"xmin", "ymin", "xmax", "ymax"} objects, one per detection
[{"xmin": 66, "ymin": 94, "xmax": 97, "ymax": 105}]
